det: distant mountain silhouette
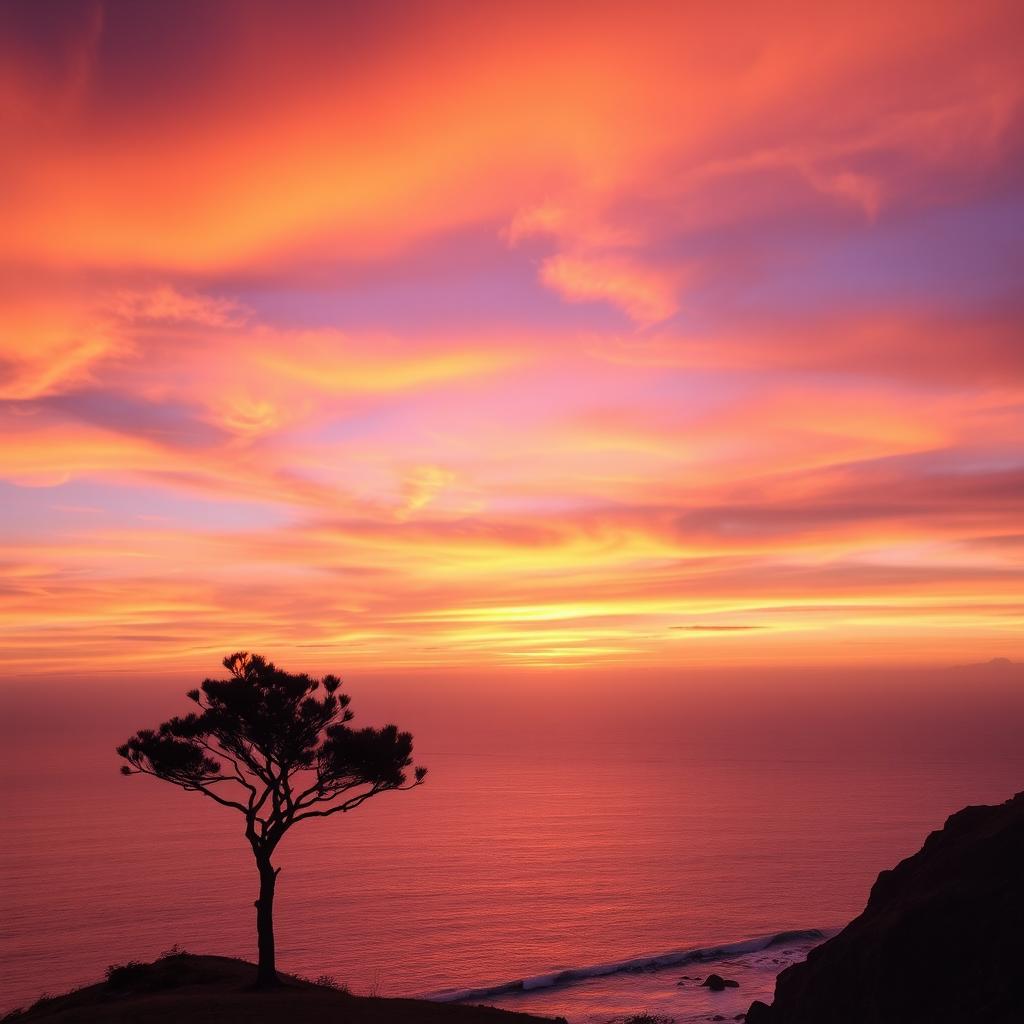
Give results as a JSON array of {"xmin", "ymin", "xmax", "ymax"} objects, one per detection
[{"xmin": 949, "ymin": 656, "xmax": 1023, "ymax": 676}]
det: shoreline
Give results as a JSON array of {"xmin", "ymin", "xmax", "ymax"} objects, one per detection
[
  {"xmin": 429, "ymin": 927, "xmax": 828, "ymax": 1004},
  {"xmin": 1, "ymin": 926, "xmax": 830, "ymax": 1021}
]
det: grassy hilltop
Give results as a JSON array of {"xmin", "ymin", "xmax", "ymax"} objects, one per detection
[{"xmin": 3, "ymin": 952, "xmax": 564, "ymax": 1024}]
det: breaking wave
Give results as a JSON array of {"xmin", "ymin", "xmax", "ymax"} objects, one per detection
[{"xmin": 426, "ymin": 927, "xmax": 825, "ymax": 1003}]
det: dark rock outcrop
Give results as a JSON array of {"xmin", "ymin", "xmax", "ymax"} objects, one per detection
[
  {"xmin": 702, "ymin": 974, "xmax": 740, "ymax": 991},
  {"xmin": 747, "ymin": 791, "xmax": 1024, "ymax": 1024}
]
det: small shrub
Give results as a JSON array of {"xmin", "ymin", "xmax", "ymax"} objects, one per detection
[
  {"xmin": 159, "ymin": 944, "xmax": 188, "ymax": 959},
  {"xmin": 313, "ymin": 974, "xmax": 349, "ymax": 993},
  {"xmin": 105, "ymin": 961, "xmax": 148, "ymax": 989}
]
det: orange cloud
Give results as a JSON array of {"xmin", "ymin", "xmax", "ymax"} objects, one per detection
[
  {"xmin": 109, "ymin": 285, "xmax": 246, "ymax": 327},
  {"xmin": 540, "ymin": 254, "xmax": 683, "ymax": 323},
  {"xmin": 0, "ymin": 298, "xmax": 121, "ymax": 400},
  {"xmin": 1, "ymin": 3, "xmax": 1018, "ymax": 275}
]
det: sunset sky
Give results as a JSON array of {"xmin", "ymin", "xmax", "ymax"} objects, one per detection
[{"xmin": 2, "ymin": 0, "xmax": 1023, "ymax": 676}]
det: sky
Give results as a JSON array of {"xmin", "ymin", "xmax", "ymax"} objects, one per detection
[{"xmin": 1, "ymin": 0, "xmax": 1023, "ymax": 677}]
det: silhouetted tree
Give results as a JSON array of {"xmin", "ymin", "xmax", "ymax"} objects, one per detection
[{"xmin": 117, "ymin": 652, "xmax": 426, "ymax": 987}]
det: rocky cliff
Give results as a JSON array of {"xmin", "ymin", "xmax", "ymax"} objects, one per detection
[{"xmin": 747, "ymin": 791, "xmax": 1024, "ymax": 1024}]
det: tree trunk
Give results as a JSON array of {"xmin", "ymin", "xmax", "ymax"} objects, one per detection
[{"xmin": 254, "ymin": 856, "xmax": 280, "ymax": 987}]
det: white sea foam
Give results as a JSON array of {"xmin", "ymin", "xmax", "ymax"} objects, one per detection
[{"xmin": 425, "ymin": 927, "xmax": 825, "ymax": 1003}]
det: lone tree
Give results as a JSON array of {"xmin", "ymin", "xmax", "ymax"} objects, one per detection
[{"xmin": 117, "ymin": 652, "xmax": 426, "ymax": 987}]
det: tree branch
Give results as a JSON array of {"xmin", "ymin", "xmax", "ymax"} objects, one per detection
[
  {"xmin": 125, "ymin": 766, "xmax": 251, "ymax": 814},
  {"xmin": 291, "ymin": 777, "xmax": 367, "ymax": 813},
  {"xmin": 196, "ymin": 737, "xmax": 257, "ymax": 799},
  {"xmin": 289, "ymin": 779, "xmax": 422, "ymax": 824}
]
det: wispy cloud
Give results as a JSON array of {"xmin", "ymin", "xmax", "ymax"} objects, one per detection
[{"xmin": 0, "ymin": 2, "xmax": 1022, "ymax": 672}]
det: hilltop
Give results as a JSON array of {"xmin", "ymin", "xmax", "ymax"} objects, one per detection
[{"xmin": 2, "ymin": 953, "xmax": 564, "ymax": 1024}]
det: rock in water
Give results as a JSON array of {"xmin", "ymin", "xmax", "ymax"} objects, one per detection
[
  {"xmin": 702, "ymin": 974, "xmax": 740, "ymax": 991},
  {"xmin": 746, "ymin": 791, "xmax": 1024, "ymax": 1023}
]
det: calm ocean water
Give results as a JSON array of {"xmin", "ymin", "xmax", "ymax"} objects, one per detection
[{"xmin": 3, "ymin": 670, "xmax": 1022, "ymax": 1020}]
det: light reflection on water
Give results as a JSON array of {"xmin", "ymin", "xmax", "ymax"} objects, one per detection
[{"xmin": 3, "ymin": 681, "xmax": 1022, "ymax": 1019}]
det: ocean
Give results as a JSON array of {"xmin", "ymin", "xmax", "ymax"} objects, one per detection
[{"xmin": 3, "ymin": 666, "xmax": 1022, "ymax": 1021}]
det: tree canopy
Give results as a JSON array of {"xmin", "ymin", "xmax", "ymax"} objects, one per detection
[
  {"xmin": 117, "ymin": 652, "xmax": 427, "ymax": 985},
  {"xmin": 119, "ymin": 652, "xmax": 426, "ymax": 843}
]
